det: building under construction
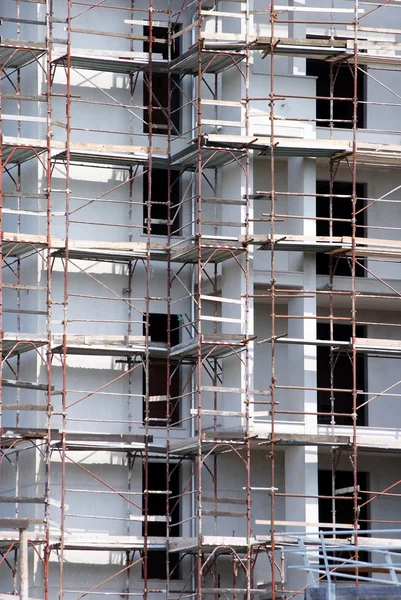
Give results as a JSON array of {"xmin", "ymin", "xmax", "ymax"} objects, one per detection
[{"xmin": 3, "ymin": 0, "xmax": 401, "ymax": 598}]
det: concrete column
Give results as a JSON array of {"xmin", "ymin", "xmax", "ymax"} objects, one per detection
[
  {"xmin": 286, "ymin": 158, "xmax": 317, "ymax": 426},
  {"xmin": 220, "ymin": 67, "xmax": 254, "ymax": 427},
  {"xmin": 289, "ymin": 0, "xmax": 306, "ymax": 76},
  {"xmin": 220, "ymin": 155, "xmax": 254, "ymax": 425},
  {"xmin": 241, "ymin": 154, "xmax": 254, "ymax": 425},
  {"xmin": 19, "ymin": 528, "xmax": 28, "ymax": 600},
  {"xmin": 284, "ymin": 158, "xmax": 319, "ymax": 593}
]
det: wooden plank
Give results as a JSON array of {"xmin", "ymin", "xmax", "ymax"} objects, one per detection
[
  {"xmin": 64, "ymin": 239, "xmax": 165, "ymax": 251},
  {"xmin": 202, "ymin": 510, "xmax": 246, "ymax": 518},
  {"xmin": 67, "ymin": 141, "xmax": 166, "ymax": 156},
  {"xmin": 200, "ymin": 590, "xmax": 268, "ymax": 596},
  {"xmin": 190, "ymin": 408, "xmax": 245, "ymax": 418},
  {"xmin": 336, "ymin": 248, "xmax": 401, "ymax": 258},
  {"xmin": 2, "ymin": 379, "xmax": 52, "ymax": 391},
  {"xmin": 2, "ymin": 114, "xmax": 47, "ymax": 124},
  {"xmin": 51, "ymin": 139, "xmax": 167, "ymax": 156},
  {"xmin": 201, "ymin": 295, "xmax": 243, "ymax": 305},
  {"xmin": 3, "ymin": 333, "xmax": 47, "ymax": 342},
  {"xmin": 207, "ymin": 133, "xmax": 401, "ymax": 156},
  {"xmin": 3, "ymin": 284, "xmax": 47, "ymax": 291},
  {"xmin": 359, "ymin": 40, "xmax": 401, "ymax": 53},
  {"xmin": 2, "ymin": 136, "xmax": 47, "ymax": 149},
  {"xmin": 2, "ymin": 192, "xmax": 46, "ymax": 199},
  {"xmin": 346, "ymin": 39, "xmax": 401, "ymax": 51},
  {"xmin": 53, "ymin": 334, "xmax": 146, "ymax": 346},
  {"xmin": 335, "ymin": 485, "xmax": 359, "ymax": 495},
  {"xmin": 355, "ymin": 537, "xmax": 401, "ymax": 547},
  {"xmin": 0, "ymin": 497, "xmax": 45, "ymax": 504},
  {"xmin": 0, "ymin": 532, "xmax": 44, "ymax": 542},
  {"xmin": 273, "ymin": 5, "xmax": 363, "ymax": 12},
  {"xmin": 129, "ymin": 515, "xmax": 169, "ymax": 522},
  {"xmin": 201, "ymin": 99, "xmax": 243, "ymax": 108},
  {"xmin": 200, "ymin": 315, "xmax": 244, "ymax": 324},
  {"xmin": 0, "ymin": 39, "xmax": 46, "ymax": 50},
  {"xmin": 171, "ymin": 21, "xmax": 198, "ymax": 40},
  {"xmin": 201, "ymin": 119, "xmax": 242, "ymax": 128},
  {"xmin": 149, "ymin": 395, "xmax": 168, "ymax": 403},
  {"xmin": 200, "ymin": 385, "xmax": 243, "ymax": 394},
  {"xmin": 201, "ymin": 32, "xmax": 246, "ymax": 41},
  {"xmin": 266, "ymin": 433, "xmax": 350, "ymax": 446},
  {"xmin": 204, "ymin": 132, "xmax": 255, "ymax": 144},
  {"xmin": 255, "ymin": 520, "xmax": 357, "ymax": 529},
  {"xmin": 240, "ymin": 232, "xmax": 401, "ymax": 252},
  {"xmin": 201, "ymin": 10, "xmax": 243, "ymax": 18},
  {"xmin": 0, "ymin": 428, "xmax": 48, "ymax": 439},
  {"xmin": 0, "ymin": 405, "xmax": 51, "ymax": 412},
  {"xmin": 3, "ymin": 232, "xmax": 47, "ymax": 244},
  {"xmin": 59, "ymin": 534, "xmax": 167, "ymax": 550},
  {"xmin": 0, "ymin": 519, "xmax": 30, "ymax": 528},
  {"xmin": 199, "ymin": 386, "xmax": 271, "ymax": 396},
  {"xmin": 202, "ymin": 199, "xmax": 245, "ymax": 205},
  {"xmin": 239, "ymin": 233, "xmax": 341, "ymax": 244},
  {"xmin": 2, "ymin": 209, "xmax": 47, "ymax": 219},
  {"xmin": 356, "ymin": 338, "xmax": 401, "ymax": 349},
  {"xmin": 351, "ymin": 25, "xmax": 401, "ymax": 34},
  {"xmin": 252, "ymin": 389, "xmax": 271, "ymax": 396},
  {"xmin": 54, "ymin": 48, "xmax": 161, "ymax": 60},
  {"xmin": 256, "ymin": 36, "xmax": 345, "ymax": 48},
  {"xmin": 203, "ymin": 333, "xmax": 246, "ymax": 341},
  {"xmin": 169, "ymin": 535, "xmax": 249, "ymax": 553},
  {"xmin": 62, "ymin": 432, "xmax": 149, "ymax": 444},
  {"xmin": 203, "ymin": 220, "xmax": 245, "ymax": 227},
  {"xmin": 123, "ymin": 19, "xmax": 170, "ymax": 28},
  {"xmin": 69, "ymin": 27, "xmax": 167, "ymax": 43},
  {"xmin": 2, "ymin": 95, "xmax": 45, "ymax": 103},
  {"xmin": 202, "ymin": 496, "xmax": 248, "ymax": 505},
  {"xmin": 349, "ymin": 238, "xmax": 401, "ymax": 248},
  {"xmin": 0, "ymin": 595, "xmax": 44, "ymax": 600}
]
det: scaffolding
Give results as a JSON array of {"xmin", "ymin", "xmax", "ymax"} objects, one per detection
[{"xmin": 2, "ymin": 0, "xmax": 401, "ymax": 599}]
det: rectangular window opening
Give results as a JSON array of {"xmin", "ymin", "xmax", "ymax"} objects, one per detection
[
  {"xmin": 306, "ymin": 56, "xmax": 366, "ymax": 129},
  {"xmin": 316, "ymin": 181, "xmax": 366, "ymax": 277},
  {"xmin": 142, "ymin": 462, "xmax": 181, "ymax": 580},
  {"xmin": 143, "ymin": 169, "xmax": 180, "ymax": 236},
  {"xmin": 143, "ymin": 313, "xmax": 180, "ymax": 427},
  {"xmin": 317, "ymin": 323, "xmax": 367, "ymax": 426},
  {"xmin": 143, "ymin": 25, "xmax": 181, "ymax": 135},
  {"xmin": 318, "ymin": 469, "xmax": 369, "ymax": 580}
]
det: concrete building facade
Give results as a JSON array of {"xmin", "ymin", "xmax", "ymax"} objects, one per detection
[{"xmin": 2, "ymin": 0, "xmax": 401, "ymax": 599}]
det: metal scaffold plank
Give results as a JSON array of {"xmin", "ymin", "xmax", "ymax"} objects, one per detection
[
  {"xmin": 0, "ymin": 40, "xmax": 46, "ymax": 69},
  {"xmin": 52, "ymin": 142, "xmax": 167, "ymax": 168},
  {"xmin": 239, "ymin": 233, "xmax": 401, "ymax": 256},
  {"xmin": 2, "ymin": 137, "xmax": 47, "ymax": 165},
  {"xmin": 2, "ymin": 334, "xmax": 48, "ymax": 358}
]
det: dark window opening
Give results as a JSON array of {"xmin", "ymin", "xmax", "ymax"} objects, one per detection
[
  {"xmin": 319, "ymin": 470, "xmax": 369, "ymax": 579},
  {"xmin": 306, "ymin": 57, "xmax": 366, "ymax": 129},
  {"xmin": 143, "ymin": 169, "xmax": 180, "ymax": 236},
  {"xmin": 143, "ymin": 313, "xmax": 180, "ymax": 427},
  {"xmin": 317, "ymin": 323, "xmax": 366, "ymax": 426},
  {"xmin": 316, "ymin": 181, "xmax": 366, "ymax": 277},
  {"xmin": 142, "ymin": 462, "xmax": 181, "ymax": 580},
  {"xmin": 143, "ymin": 25, "xmax": 181, "ymax": 135}
]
